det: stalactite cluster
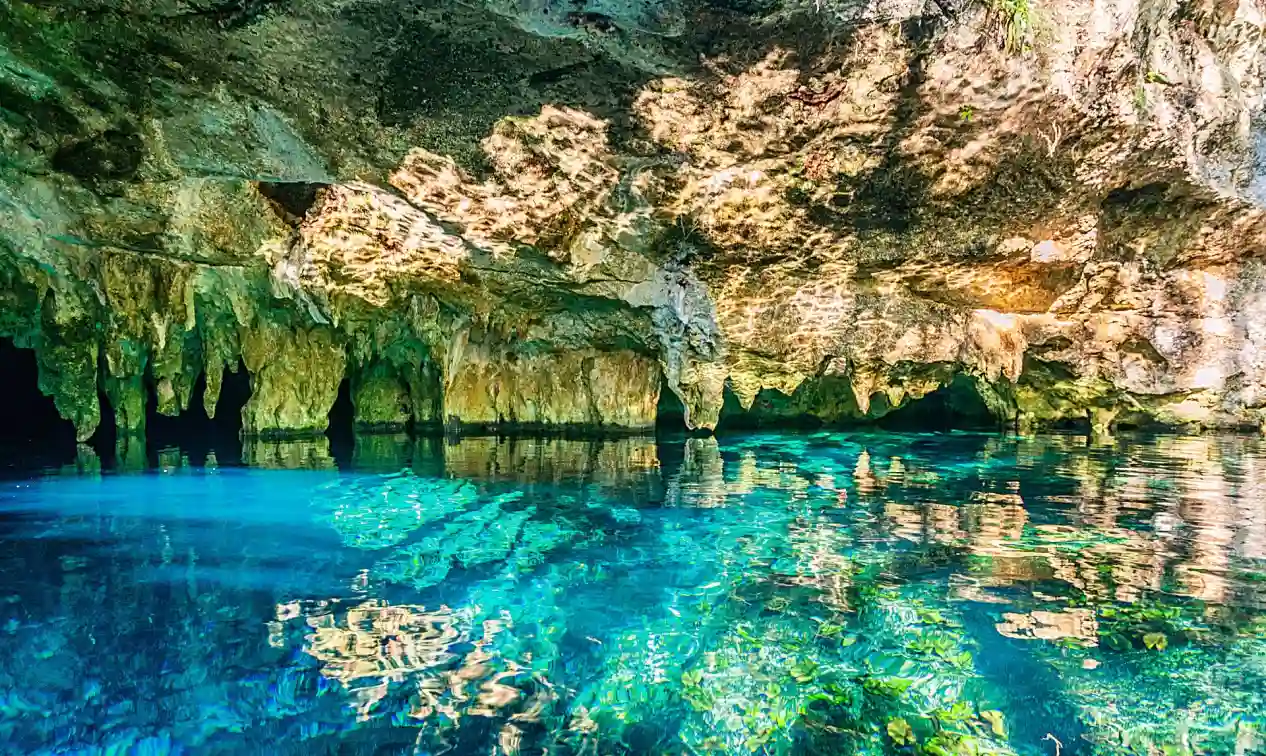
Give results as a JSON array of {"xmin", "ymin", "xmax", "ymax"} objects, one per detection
[{"xmin": 3, "ymin": 0, "xmax": 1266, "ymax": 438}]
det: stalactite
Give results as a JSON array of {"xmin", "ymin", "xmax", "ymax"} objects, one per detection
[
  {"xmin": 240, "ymin": 323, "xmax": 346, "ymax": 436},
  {"xmin": 441, "ymin": 342, "xmax": 661, "ymax": 428},
  {"xmin": 102, "ymin": 371, "xmax": 147, "ymax": 437}
]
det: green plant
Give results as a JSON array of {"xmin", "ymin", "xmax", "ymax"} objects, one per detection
[
  {"xmin": 979, "ymin": 710, "xmax": 1006, "ymax": 737},
  {"xmin": 816, "ymin": 620, "xmax": 844, "ymax": 637},
  {"xmin": 888, "ymin": 716, "xmax": 917, "ymax": 746},
  {"xmin": 934, "ymin": 701, "xmax": 975, "ymax": 725},
  {"xmin": 908, "ymin": 632, "xmax": 957, "ymax": 657},
  {"xmin": 918, "ymin": 608, "xmax": 951, "ymax": 626},
  {"xmin": 681, "ymin": 684, "xmax": 715, "ymax": 712},
  {"xmin": 985, "ymin": 0, "xmax": 1034, "ymax": 53},
  {"xmin": 1099, "ymin": 600, "xmax": 1203, "ymax": 651},
  {"xmin": 863, "ymin": 675, "xmax": 913, "ymax": 698},
  {"xmin": 923, "ymin": 731, "xmax": 982, "ymax": 756},
  {"xmin": 789, "ymin": 659, "xmax": 819, "ymax": 683},
  {"xmin": 905, "ymin": 632, "xmax": 972, "ymax": 667},
  {"xmin": 1133, "ymin": 85, "xmax": 1149, "ymax": 118}
]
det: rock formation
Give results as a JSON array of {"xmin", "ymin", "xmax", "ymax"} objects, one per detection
[{"xmin": 2, "ymin": 0, "xmax": 1265, "ymax": 438}]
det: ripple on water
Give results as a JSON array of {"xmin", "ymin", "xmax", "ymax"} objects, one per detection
[{"xmin": 0, "ymin": 431, "xmax": 1263, "ymax": 755}]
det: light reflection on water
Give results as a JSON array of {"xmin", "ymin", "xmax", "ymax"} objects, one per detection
[{"xmin": 0, "ymin": 431, "xmax": 1264, "ymax": 755}]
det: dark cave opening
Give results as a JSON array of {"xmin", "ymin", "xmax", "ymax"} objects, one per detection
[
  {"xmin": 654, "ymin": 378, "xmax": 691, "ymax": 434},
  {"xmin": 326, "ymin": 378, "xmax": 356, "ymax": 467},
  {"xmin": 711, "ymin": 374, "xmax": 1005, "ymax": 433},
  {"xmin": 1048, "ymin": 416, "xmax": 1092, "ymax": 433},
  {"xmin": 714, "ymin": 381, "xmax": 833, "ymax": 432},
  {"xmin": 0, "ymin": 339, "xmax": 78, "ymax": 469},
  {"xmin": 144, "ymin": 363, "xmax": 251, "ymax": 465},
  {"xmin": 877, "ymin": 375, "xmax": 1000, "ymax": 431},
  {"xmin": 257, "ymin": 181, "xmax": 325, "ymax": 224},
  {"xmin": 91, "ymin": 386, "xmax": 118, "ymax": 466}
]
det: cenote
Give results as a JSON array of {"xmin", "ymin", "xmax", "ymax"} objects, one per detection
[
  {"xmin": 7, "ymin": 0, "xmax": 1266, "ymax": 753},
  {"xmin": 0, "ymin": 430, "xmax": 1264, "ymax": 756}
]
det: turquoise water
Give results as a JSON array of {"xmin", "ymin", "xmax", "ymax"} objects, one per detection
[{"xmin": 1, "ymin": 431, "xmax": 1265, "ymax": 756}]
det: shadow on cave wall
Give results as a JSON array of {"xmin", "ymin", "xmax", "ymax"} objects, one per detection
[
  {"xmin": 10, "ymin": 0, "xmax": 1081, "ymax": 238},
  {"xmin": 796, "ymin": 60, "xmax": 1078, "ymax": 262},
  {"xmin": 372, "ymin": 15, "xmax": 652, "ymax": 173},
  {"xmin": 3, "ymin": 0, "xmax": 967, "ymax": 177},
  {"xmin": 374, "ymin": 0, "xmax": 973, "ymax": 179},
  {"xmin": 810, "ymin": 16, "xmax": 941, "ymax": 237},
  {"xmin": 8, "ymin": 0, "xmax": 1069, "ymax": 247}
]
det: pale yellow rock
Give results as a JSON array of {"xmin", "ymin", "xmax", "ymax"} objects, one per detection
[
  {"xmin": 442, "ymin": 342, "xmax": 660, "ymax": 428},
  {"xmin": 240, "ymin": 324, "xmax": 346, "ymax": 436}
]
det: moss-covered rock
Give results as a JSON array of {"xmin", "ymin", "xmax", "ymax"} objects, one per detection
[{"xmin": 350, "ymin": 360, "xmax": 412, "ymax": 431}]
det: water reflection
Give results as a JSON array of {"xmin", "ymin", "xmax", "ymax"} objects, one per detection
[
  {"xmin": 0, "ymin": 430, "xmax": 1265, "ymax": 755},
  {"xmin": 290, "ymin": 598, "xmax": 472, "ymax": 719}
]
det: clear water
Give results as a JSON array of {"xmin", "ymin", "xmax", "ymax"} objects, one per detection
[{"xmin": 2, "ymin": 431, "xmax": 1265, "ymax": 756}]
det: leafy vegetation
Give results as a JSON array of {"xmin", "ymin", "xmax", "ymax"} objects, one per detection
[{"xmin": 984, "ymin": 0, "xmax": 1035, "ymax": 54}]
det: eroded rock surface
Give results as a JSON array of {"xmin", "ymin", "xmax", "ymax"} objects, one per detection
[{"xmin": 2, "ymin": 0, "xmax": 1266, "ymax": 437}]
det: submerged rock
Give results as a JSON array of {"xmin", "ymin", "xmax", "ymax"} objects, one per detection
[{"xmin": 2, "ymin": 0, "xmax": 1266, "ymax": 436}]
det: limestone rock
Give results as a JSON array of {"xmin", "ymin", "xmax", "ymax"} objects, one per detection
[
  {"xmin": 2, "ymin": 0, "xmax": 1266, "ymax": 437},
  {"xmin": 240, "ymin": 324, "xmax": 346, "ymax": 436},
  {"xmin": 442, "ymin": 343, "xmax": 661, "ymax": 428},
  {"xmin": 350, "ymin": 360, "xmax": 413, "ymax": 431}
]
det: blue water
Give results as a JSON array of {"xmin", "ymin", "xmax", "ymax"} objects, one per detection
[{"xmin": 1, "ymin": 431, "xmax": 1265, "ymax": 756}]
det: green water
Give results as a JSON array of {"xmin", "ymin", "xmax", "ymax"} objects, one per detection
[{"xmin": 0, "ymin": 431, "xmax": 1264, "ymax": 755}]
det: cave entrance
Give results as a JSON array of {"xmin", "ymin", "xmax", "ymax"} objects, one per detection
[
  {"xmin": 326, "ymin": 378, "xmax": 356, "ymax": 468},
  {"xmin": 714, "ymin": 380, "xmax": 844, "ymax": 431},
  {"xmin": 257, "ymin": 181, "xmax": 324, "ymax": 224},
  {"xmin": 145, "ymin": 362, "xmax": 250, "ymax": 465},
  {"xmin": 710, "ymin": 374, "xmax": 1004, "ymax": 432},
  {"xmin": 654, "ymin": 378, "xmax": 689, "ymax": 434},
  {"xmin": 0, "ymin": 338, "xmax": 78, "ymax": 469},
  {"xmin": 878, "ymin": 375, "xmax": 1000, "ymax": 431}
]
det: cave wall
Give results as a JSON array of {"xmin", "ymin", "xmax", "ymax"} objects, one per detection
[{"xmin": 2, "ymin": 0, "xmax": 1266, "ymax": 438}]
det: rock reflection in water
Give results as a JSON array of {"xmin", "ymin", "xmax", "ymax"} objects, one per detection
[
  {"xmin": 1, "ymin": 430, "xmax": 1265, "ymax": 756},
  {"xmin": 283, "ymin": 599, "xmax": 471, "ymax": 719}
]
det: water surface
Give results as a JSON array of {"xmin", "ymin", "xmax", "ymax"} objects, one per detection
[{"xmin": 1, "ymin": 431, "xmax": 1265, "ymax": 756}]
